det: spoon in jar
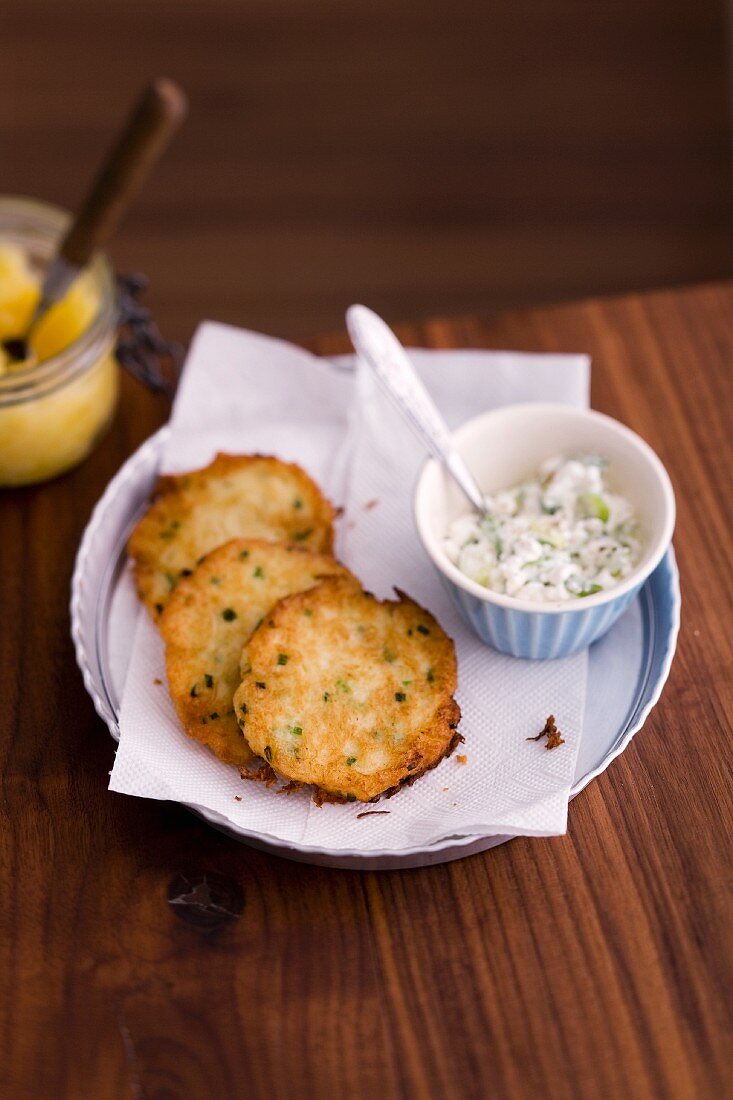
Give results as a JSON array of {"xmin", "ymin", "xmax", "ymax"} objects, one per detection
[
  {"xmin": 2, "ymin": 78, "xmax": 187, "ymax": 367},
  {"xmin": 346, "ymin": 303, "xmax": 490, "ymax": 517}
]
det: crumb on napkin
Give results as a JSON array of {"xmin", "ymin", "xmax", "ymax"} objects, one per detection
[{"xmin": 527, "ymin": 714, "xmax": 565, "ymax": 750}]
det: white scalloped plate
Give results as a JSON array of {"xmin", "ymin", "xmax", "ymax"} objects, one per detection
[{"xmin": 71, "ymin": 427, "xmax": 680, "ymax": 869}]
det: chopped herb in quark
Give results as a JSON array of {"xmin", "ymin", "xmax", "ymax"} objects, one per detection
[
  {"xmin": 446, "ymin": 454, "xmax": 641, "ymax": 602},
  {"xmin": 277, "ymin": 653, "xmax": 289, "ymax": 665},
  {"xmin": 290, "ymin": 726, "xmax": 303, "ymax": 736},
  {"xmin": 204, "ymin": 674, "xmax": 214, "ymax": 688},
  {"xmin": 190, "ymin": 684, "xmax": 199, "ymax": 698},
  {"xmin": 210, "ymin": 576, "xmax": 222, "ymax": 586},
  {"xmin": 382, "ymin": 646, "xmax": 397, "ymax": 663},
  {"xmin": 264, "ymin": 745, "xmax": 273, "ymax": 762},
  {"xmin": 579, "ymin": 492, "xmax": 610, "ymax": 523},
  {"xmin": 240, "ymin": 703, "xmax": 248, "ymax": 715},
  {"xmin": 209, "ymin": 712, "xmax": 219, "ymax": 720},
  {"xmin": 395, "ymin": 692, "xmax": 406, "ymax": 702},
  {"xmin": 239, "ymin": 549, "xmax": 250, "ymax": 560},
  {"xmin": 155, "ymin": 603, "xmax": 164, "ymax": 615},
  {"xmin": 417, "ymin": 624, "xmax": 430, "ymax": 635},
  {"xmin": 253, "ymin": 566, "xmax": 265, "ymax": 579},
  {"xmin": 293, "ymin": 497, "xmax": 303, "ymax": 509},
  {"xmin": 256, "ymin": 681, "xmax": 267, "ymax": 690},
  {"xmin": 222, "ymin": 608, "xmax": 237, "ymax": 621},
  {"xmin": 292, "ymin": 528, "xmax": 312, "ymax": 542},
  {"xmin": 346, "ymin": 756, "xmax": 357, "ymax": 766},
  {"xmin": 335, "ymin": 678, "xmax": 350, "ymax": 693},
  {"xmin": 323, "ymin": 692, "xmax": 330, "ymax": 702},
  {"xmin": 426, "ymin": 668, "xmax": 435, "ymax": 683}
]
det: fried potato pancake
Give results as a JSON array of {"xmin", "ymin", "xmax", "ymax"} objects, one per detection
[
  {"xmin": 160, "ymin": 539, "xmax": 352, "ymax": 767},
  {"xmin": 128, "ymin": 453, "xmax": 336, "ymax": 618},
  {"xmin": 233, "ymin": 577, "xmax": 461, "ymax": 801}
]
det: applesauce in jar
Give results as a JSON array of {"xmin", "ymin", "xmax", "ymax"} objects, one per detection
[{"xmin": 0, "ymin": 196, "xmax": 119, "ymax": 486}]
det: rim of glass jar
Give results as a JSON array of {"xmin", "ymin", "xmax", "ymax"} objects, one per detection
[{"xmin": 0, "ymin": 195, "xmax": 118, "ymax": 405}]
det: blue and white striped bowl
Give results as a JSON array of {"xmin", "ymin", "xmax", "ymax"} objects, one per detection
[{"xmin": 414, "ymin": 403, "xmax": 676, "ymax": 660}]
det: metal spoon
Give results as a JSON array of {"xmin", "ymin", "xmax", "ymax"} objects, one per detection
[
  {"xmin": 2, "ymin": 78, "xmax": 187, "ymax": 366},
  {"xmin": 346, "ymin": 304, "xmax": 489, "ymax": 516}
]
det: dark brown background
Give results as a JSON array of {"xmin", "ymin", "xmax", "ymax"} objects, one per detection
[
  {"xmin": 2, "ymin": 0, "xmax": 732, "ymax": 341},
  {"xmin": 1, "ymin": 3, "xmax": 732, "ymax": 1099}
]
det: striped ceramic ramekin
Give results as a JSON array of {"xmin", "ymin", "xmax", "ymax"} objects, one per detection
[{"xmin": 413, "ymin": 403, "xmax": 675, "ymax": 659}]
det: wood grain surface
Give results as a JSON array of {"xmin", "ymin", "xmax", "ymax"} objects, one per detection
[
  {"xmin": 0, "ymin": 282, "xmax": 731, "ymax": 1099},
  {"xmin": 2, "ymin": 0, "xmax": 732, "ymax": 339}
]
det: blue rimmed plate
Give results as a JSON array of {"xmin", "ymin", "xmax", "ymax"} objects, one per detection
[{"xmin": 71, "ymin": 426, "xmax": 680, "ymax": 869}]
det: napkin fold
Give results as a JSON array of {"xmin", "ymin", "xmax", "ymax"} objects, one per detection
[{"xmin": 111, "ymin": 322, "xmax": 590, "ymax": 850}]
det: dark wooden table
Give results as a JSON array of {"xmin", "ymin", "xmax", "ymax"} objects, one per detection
[
  {"xmin": 1, "ymin": 283, "xmax": 731, "ymax": 1099},
  {"xmin": 3, "ymin": 0, "xmax": 733, "ymax": 339}
]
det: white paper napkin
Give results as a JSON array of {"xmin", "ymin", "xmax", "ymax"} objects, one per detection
[{"xmin": 111, "ymin": 321, "xmax": 590, "ymax": 850}]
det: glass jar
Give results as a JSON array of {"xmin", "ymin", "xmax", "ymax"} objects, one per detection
[{"xmin": 0, "ymin": 195, "xmax": 119, "ymax": 486}]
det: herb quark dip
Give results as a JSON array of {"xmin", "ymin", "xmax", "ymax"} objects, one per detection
[{"xmin": 444, "ymin": 454, "xmax": 642, "ymax": 602}]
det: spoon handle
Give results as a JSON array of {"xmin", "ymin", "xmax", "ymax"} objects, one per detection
[
  {"xmin": 346, "ymin": 304, "xmax": 487, "ymax": 513},
  {"xmin": 59, "ymin": 78, "xmax": 187, "ymax": 271}
]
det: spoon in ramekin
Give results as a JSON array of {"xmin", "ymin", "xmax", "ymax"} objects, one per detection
[{"xmin": 346, "ymin": 303, "xmax": 490, "ymax": 518}]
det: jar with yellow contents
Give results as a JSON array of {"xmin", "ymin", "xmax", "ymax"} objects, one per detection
[{"xmin": 0, "ymin": 195, "xmax": 121, "ymax": 487}]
